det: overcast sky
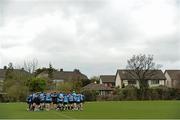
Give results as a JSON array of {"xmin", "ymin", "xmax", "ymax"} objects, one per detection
[{"xmin": 0, "ymin": 0, "xmax": 180, "ymax": 77}]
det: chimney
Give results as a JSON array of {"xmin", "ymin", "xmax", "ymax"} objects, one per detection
[
  {"xmin": 3, "ymin": 66, "xmax": 7, "ymax": 70},
  {"xmin": 74, "ymin": 69, "xmax": 80, "ymax": 73},
  {"xmin": 60, "ymin": 68, "xmax": 63, "ymax": 72}
]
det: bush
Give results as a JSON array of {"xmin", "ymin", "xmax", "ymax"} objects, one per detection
[
  {"xmin": 169, "ymin": 88, "xmax": 180, "ymax": 100},
  {"xmin": 112, "ymin": 85, "xmax": 180, "ymax": 101},
  {"xmin": 118, "ymin": 85, "xmax": 138, "ymax": 100},
  {"xmin": 81, "ymin": 90, "xmax": 98, "ymax": 101},
  {"xmin": 29, "ymin": 77, "xmax": 46, "ymax": 92},
  {"xmin": 79, "ymin": 86, "xmax": 180, "ymax": 101},
  {"xmin": 147, "ymin": 86, "xmax": 173, "ymax": 100}
]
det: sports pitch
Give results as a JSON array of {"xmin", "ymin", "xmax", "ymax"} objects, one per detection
[{"xmin": 0, "ymin": 101, "xmax": 180, "ymax": 119}]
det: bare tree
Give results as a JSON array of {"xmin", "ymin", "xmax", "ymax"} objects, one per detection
[
  {"xmin": 126, "ymin": 54, "xmax": 162, "ymax": 99},
  {"xmin": 24, "ymin": 58, "xmax": 38, "ymax": 73},
  {"xmin": 8, "ymin": 62, "xmax": 13, "ymax": 69}
]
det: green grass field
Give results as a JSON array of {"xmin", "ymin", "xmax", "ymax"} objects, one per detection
[{"xmin": 0, "ymin": 101, "xmax": 180, "ymax": 119}]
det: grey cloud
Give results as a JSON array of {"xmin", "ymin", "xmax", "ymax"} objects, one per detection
[
  {"xmin": 1, "ymin": 0, "xmax": 180, "ymax": 77},
  {"xmin": 27, "ymin": 0, "xmax": 180, "ymax": 76},
  {"xmin": 0, "ymin": 0, "xmax": 9, "ymax": 26},
  {"xmin": 1, "ymin": 0, "xmax": 106, "ymax": 19},
  {"xmin": 145, "ymin": 34, "xmax": 180, "ymax": 63},
  {"xmin": 0, "ymin": 43, "xmax": 22, "ymax": 49},
  {"xmin": 30, "ymin": 29, "xmax": 76, "ymax": 53}
]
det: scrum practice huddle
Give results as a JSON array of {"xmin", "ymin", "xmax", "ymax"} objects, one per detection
[{"xmin": 26, "ymin": 91, "xmax": 85, "ymax": 111}]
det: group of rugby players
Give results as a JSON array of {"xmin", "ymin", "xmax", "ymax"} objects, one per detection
[{"xmin": 26, "ymin": 91, "xmax": 85, "ymax": 111}]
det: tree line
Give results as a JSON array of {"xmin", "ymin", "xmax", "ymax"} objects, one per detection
[
  {"xmin": 1, "ymin": 54, "xmax": 180, "ymax": 102},
  {"xmin": 1, "ymin": 60, "xmax": 98, "ymax": 102}
]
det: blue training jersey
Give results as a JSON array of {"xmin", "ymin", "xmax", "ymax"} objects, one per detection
[
  {"xmin": 72, "ymin": 93, "xmax": 77, "ymax": 101},
  {"xmin": 76, "ymin": 94, "xmax": 81, "ymax": 102},
  {"xmin": 27, "ymin": 95, "xmax": 32, "ymax": 103},
  {"xmin": 63, "ymin": 94, "xmax": 68, "ymax": 103},
  {"xmin": 32, "ymin": 93, "xmax": 36, "ymax": 101},
  {"xmin": 68, "ymin": 94, "xmax": 74, "ymax": 102},
  {"xmin": 57, "ymin": 93, "xmax": 64, "ymax": 102},
  {"xmin": 45, "ymin": 93, "xmax": 52, "ymax": 102},
  {"xmin": 39, "ymin": 93, "xmax": 45, "ymax": 101},
  {"xmin": 80, "ymin": 94, "xmax": 85, "ymax": 102},
  {"xmin": 33, "ymin": 93, "xmax": 39, "ymax": 101}
]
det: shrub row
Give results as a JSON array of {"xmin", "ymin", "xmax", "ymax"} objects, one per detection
[{"xmin": 82, "ymin": 86, "xmax": 180, "ymax": 101}]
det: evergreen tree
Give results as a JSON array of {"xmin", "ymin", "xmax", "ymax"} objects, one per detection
[{"xmin": 48, "ymin": 63, "xmax": 53, "ymax": 79}]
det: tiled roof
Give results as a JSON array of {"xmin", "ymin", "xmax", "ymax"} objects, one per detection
[
  {"xmin": 116, "ymin": 69, "xmax": 166, "ymax": 80},
  {"xmin": 38, "ymin": 70, "xmax": 88, "ymax": 81},
  {"xmin": 53, "ymin": 71, "xmax": 88, "ymax": 81},
  {"xmin": 165, "ymin": 70, "xmax": 180, "ymax": 80},
  {"xmin": 100, "ymin": 75, "xmax": 115, "ymax": 82}
]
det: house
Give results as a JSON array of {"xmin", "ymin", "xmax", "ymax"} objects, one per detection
[
  {"xmin": 81, "ymin": 83, "xmax": 114, "ymax": 95},
  {"xmin": 115, "ymin": 69, "xmax": 166, "ymax": 88},
  {"xmin": 99, "ymin": 75, "xmax": 115, "ymax": 87},
  {"xmin": 164, "ymin": 70, "xmax": 180, "ymax": 89},
  {"xmin": 37, "ymin": 69, "xmax": 88, "ymax": 84}
]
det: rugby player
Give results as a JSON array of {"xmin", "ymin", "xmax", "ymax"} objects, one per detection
[
  {"xmin": 72, "ymin": 91, "xmax": 77, "ymax": 110},
  {"xmin": 39, "ymin": 92, "xmax": 45, "ymax": 110},
  {"xmin": 63, "ymin": 93, "xmax": 69, "ymax": 110},
  {"xmin": 26, "ymin": 94, "xmax": 33, "ymax": 111},
  {"xmin": 80, "ymin": 94, "xmax": 85, "ymax": 111},
  {"xmin": 57, "ymin": 92, "xmax": 64, "ymax": 111},
  {"xmin": 45, "ymin": 93, "xmax": 52, "ymax": 111},
  {"xmin": 51, "ymin": 92, "xmax": 58, "ymax": 109},
  {"xmin": 67, "ymin": 92, "xmax": 74, "ymax": 110},
  {"xmin": 75, "ymin": 94, "xmax": 81, "ymax": 110},
  {"xmin": 34, "ymin": 93, "xmax": 41, "ymax": 111}
]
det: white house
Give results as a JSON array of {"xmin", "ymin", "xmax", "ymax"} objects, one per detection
[
  {"xmin": 115, "ymin": 69, "xmax": 166, "ymax": 88},
  {"xmin": 165, "ymin": 70, "xmax": 180, "ymax": 89}
]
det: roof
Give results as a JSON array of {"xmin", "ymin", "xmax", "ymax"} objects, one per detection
[
  {"xmin": 0, "ymin": 69, "xmax": 31, "ymax": 79},
  {"xmin": 53, "ymin": 71, "xmax": 87, "ymax": 80},
  {"xmin": 81, "ymin": 83, "xmax": 113, "ymax": 91},
  {"xmin": 38, "ymin": 69, "xmax": 88, "ymax": 81},
  {"xmin": 165, "ymin": 70, "xmax": 180, "ymax": 80},
  {"xmin": 116, "ymin": 69, "xmax": 166, "ymax": 80},
  {"xmin": 100, "ymin": 75, "xmax": 115, "ymax": 83}
]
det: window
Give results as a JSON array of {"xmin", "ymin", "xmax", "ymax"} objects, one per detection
[
  {"xmin": 151, "ymin": 80, "xmax": 159, "ymax": 84},
  {"xmin": 128, "ymin": 80, "xmax": 136, "ymax": 84},
  {"xmin": 52, "ymin": 79, "xmax": 64, "ymax": 83},
  {"xmin": 108, "ymin": 83, "xmax": 112, "ymax": 87}
]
